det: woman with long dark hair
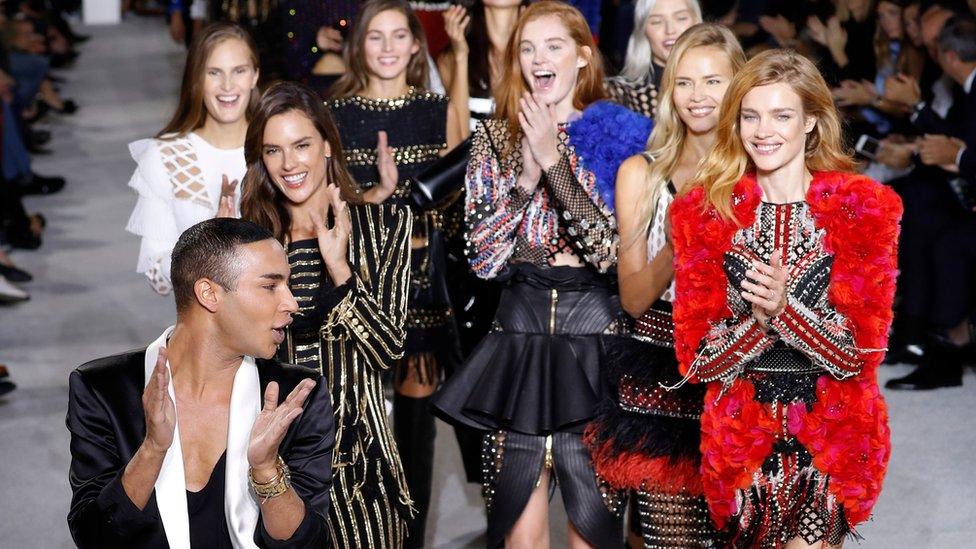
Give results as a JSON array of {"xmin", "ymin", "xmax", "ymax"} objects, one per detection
[
  {"xmin": 585, "ymin": 23, "xmax": 745, "ymax": 548},
  {"xmin": 126, "ymin": 22, "xmax": 259, "ymax": 294},
  {"xmin": 240, "ymin": 81, "xmax": 413, "ymax": 549},
  {"xmin": 670, "ymin": 49, "xmax": 900, "ymax": 547},
  {"xmin": 432, "ymin": 2, "xmax": 650, "ymax": 546}
]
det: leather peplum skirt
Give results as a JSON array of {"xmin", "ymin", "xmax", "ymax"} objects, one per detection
[{"xmin": 432, "ymin": 263, "xmax": 620, "ymax": 436}]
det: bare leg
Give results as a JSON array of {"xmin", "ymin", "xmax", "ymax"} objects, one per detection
[
  {"xmin": 786, "ymin": 537, "xmax": 843, "ymax": 549},
  {"xmin": 567, "ymin": 519, "xmax": 594, "ymax": 549},
  {"xmin": 394, "ymin": 353, "xmax": 438, "ymax": 398},
  {"xmin": 506, "ymin": 468, "xmax": 551, "ymax": 548}
]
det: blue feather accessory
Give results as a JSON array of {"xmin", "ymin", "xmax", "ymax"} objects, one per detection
[{"xmin": 565, "ymin": 101, "xmax": 653, "ymax": 212}]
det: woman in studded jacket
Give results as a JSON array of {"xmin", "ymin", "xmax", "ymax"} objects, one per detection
[{"xmin": 670, "ymin": 49, "xmax": 900, "ymax": 548}]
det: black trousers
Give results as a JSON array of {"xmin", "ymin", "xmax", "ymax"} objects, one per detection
[
  {"xmin": 892, "ymin": 171, "xmax": 970, "ymax": 338},
  {"xmin": 932, "ymin": 216, "xmax": 976, "ymax": 329}
]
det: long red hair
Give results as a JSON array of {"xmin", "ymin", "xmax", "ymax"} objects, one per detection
[{"xmin": 495, "ymin": 0, "xmax": 606, "ymax": 152}]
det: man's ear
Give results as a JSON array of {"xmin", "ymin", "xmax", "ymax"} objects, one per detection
[
  {"xmin": 194, "ymin": 278, "xmax": 222, "ymax": 313},
  {"xmin": 577, "ymin": 45, "xmax": 592, "ymax": 69}
]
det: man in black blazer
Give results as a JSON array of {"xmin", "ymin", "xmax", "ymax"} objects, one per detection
[{"xmin": 67, "ymin": 218, "xmax": 335, "ymax": 547}]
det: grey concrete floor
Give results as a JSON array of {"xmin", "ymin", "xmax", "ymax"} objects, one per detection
[{"xmin": 1, "ymin": 16, "xmax": 974, "ymax": 549}]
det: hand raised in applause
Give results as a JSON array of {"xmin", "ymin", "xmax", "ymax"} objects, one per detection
[
  {"xmin": 364, "ymin": 131, "xmax": 398, "ymax": 205},
  {"xmin": 444, "ymin": 5, "xmax": 471, "ymax": 56},
  {"xmin": 310, "ymin": 184, "xmax": 353, "ymax": 285},
  {"xmin": 883, "ymin": 74, "xmax": 921, "ymax": 108},
  {"xmin": 517, "ymin": 136, "xmax": 543, "ymax": 194},
  {"xmin": 216, "ymin": 174, "xmax": 239, "ymax": 218},
  {"xmin": 316, "ymin": 26, "xmax": 343, "ymax": 53},
  {"xmin": 247, "ymin": 379, "xmax": 316, "ymax": 475},
  {"xmin": 741, "ymin": 250, "xmax": 789, "ymax": 328},
  {"xmin": 142, "ymin": 347, "xmax": 176, "ymax": 455},
  {"xmin": 518, "ymin": 92, "xmax": 561, "ymax": 170}
]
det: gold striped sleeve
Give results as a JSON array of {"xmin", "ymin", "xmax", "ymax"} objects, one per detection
[{"xmin": 324, "ymin": 203, "xmax": 412, "ymax": 369}]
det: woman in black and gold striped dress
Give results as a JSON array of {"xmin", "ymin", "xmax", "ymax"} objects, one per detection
[{"xmin": 241, "ymin": 81, "xmax": 413, "ymax": 549}]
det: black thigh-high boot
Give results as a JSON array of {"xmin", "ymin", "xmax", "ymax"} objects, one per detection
[{"xmin": 394, "ymin": 392, "xmax": 436, "ymax": 548}]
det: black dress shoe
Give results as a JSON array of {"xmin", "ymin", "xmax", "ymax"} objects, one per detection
[
  {"xmin": 29, "ymin": 129, "xmax": 52, "ymax": 145},
  {"xmin": 883, "ymin": 344, "xmax": 924, "ymax": 366},
  {"xmin": 0, "ymin": 263, "xmax": 32, "ymax": 283},
  {"xmin": 886, "ymin": 366, "xmax": 962, "ymax": 390},
  {"xmin": 56, "ymin": 99, "xmax": 79, "ymax": 115},
  {"xmin": 19, "ymin": 173, "xmax": 66, "ymax": 195}
]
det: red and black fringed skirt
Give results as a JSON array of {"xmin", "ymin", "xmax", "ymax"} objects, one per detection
[{"xmin": 584, "ymin": 302, "xmax": 723, "ymax": 547}]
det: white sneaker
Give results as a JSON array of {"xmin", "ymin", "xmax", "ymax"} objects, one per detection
[{"xmin": 0, "ymin": 274, "xmax": 29, "ymax": 303}]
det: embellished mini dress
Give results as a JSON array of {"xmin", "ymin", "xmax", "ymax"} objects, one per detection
[
  {"xmin": 277, "ymin": 203, "xmax": 415, "ymax": 549},
  {"xmin": 329, "ymin": 87, "xmax": 462, "ymax": 382},
  {"xmin": 670, "ymin": 173, "xmax": 900, "ymax": 548}
]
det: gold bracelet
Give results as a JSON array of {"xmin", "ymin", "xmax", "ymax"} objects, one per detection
[{"xmin": 248, "ymin": 455, "xmax": 291, "ymax": 503}]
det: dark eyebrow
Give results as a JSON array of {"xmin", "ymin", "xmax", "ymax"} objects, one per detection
[
  {"xmin": 291, "ymin": 136, "xmax": 312, "ymax": 146},
  {"xmin": 367, "ymin": 27, "xmax": 409, "ymax": 34},
  {"xmin": 259, "ymin": 273, "xmax": 287, "ymax": 281}
]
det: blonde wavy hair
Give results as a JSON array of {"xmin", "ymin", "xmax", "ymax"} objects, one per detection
[
  {"xmin": 692, "ymin": 49, "xmax": 857, "ymax": 222},
  {"xmin": 634, "ymin": 23, "xmax": 745, "ymax": 241}
]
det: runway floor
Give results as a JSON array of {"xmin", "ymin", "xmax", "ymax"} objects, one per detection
[{"xmin": 0, "ymin": 16, "xmax": 973, "ymax": 549}]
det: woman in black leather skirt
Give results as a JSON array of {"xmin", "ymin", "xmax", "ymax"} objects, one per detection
[{"xmin": 431, "ymin": 2, "xmax": 651, "ymax": 546}]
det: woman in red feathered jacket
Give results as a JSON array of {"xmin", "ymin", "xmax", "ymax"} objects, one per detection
[{"xmin": 670, "ymin": 49, "xmax": 901, "ymax": 548}]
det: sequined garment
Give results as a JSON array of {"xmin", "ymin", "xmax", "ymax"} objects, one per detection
[
  {"xmin": 464, "ymin": 119, "xmax": 617, "ymax": 279},
  {"xmin": 585, "ymin": 177, "xmax": 721, "ymax": 547},
  {"xmin": 671, "ymin": 173, "xmax": 899, "ymax": 546},
  {"xmin": 694, "ymin": 202, "xmax": 860, "ymax": 385},
  {"xmin": 329, "ymin": 88, "xmax": 459, "ymax": 371},
  {"xmin": 277, "ymin": 0, "xmax": 359, "ymax": 82},
  {"xmin": 329, "ymin": 88, "xmax": 447, "ymax": 196},
  {"xmin": 702, "ymin": 202, "xmax": 855, "ymax": 547},
  {"xmin": 279, "ymin": 203, "xmax": 413, "ymax": 549}
]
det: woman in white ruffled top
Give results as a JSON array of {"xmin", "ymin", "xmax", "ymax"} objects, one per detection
[{"xmin": 126, "ymin": 22, "xmax": 260, "ymax": 294}]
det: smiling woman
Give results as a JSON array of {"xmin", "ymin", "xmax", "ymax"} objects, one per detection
[
  {"xmin": 240, "ymin": 81, "xmax": 414, "ymax": 549},
  {"xmin": 325, "ymin": 4, "xmax": 466, "ymax": 544},
  {"xmin": 605, "ymin": 0, "xmax": 702, "ymax": 118},
  {"xmin": 671, "ymin": 49, "xmax": 900, "ymax": 547},
  {"xmin": 125, "ymin": 22, "xmax": 260, "ymax": 295},
  {"xmin": 430, "ymin": 2, "xmax": 653, "ymax": 547}
]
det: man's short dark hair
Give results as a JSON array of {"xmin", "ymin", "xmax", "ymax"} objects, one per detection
[
  {"xmin": 171, "ymin": 218, "xmax": 276, "ymax": 312},
  {"xmin": 939, "ymin": 16, "xmax": 976, "ymax": 62}
]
